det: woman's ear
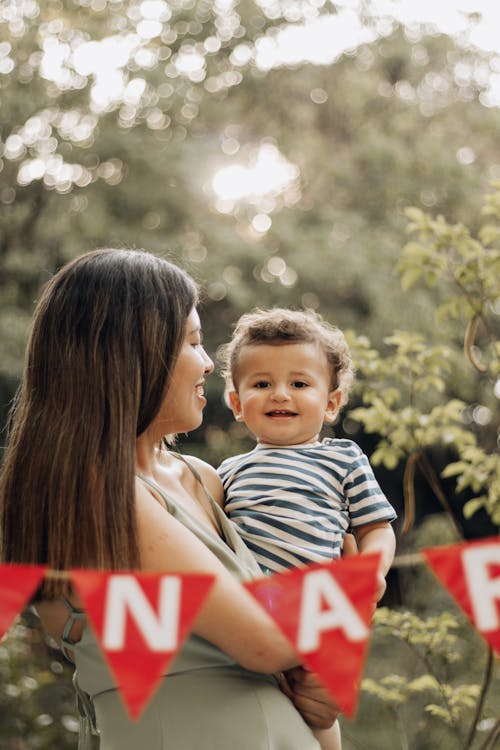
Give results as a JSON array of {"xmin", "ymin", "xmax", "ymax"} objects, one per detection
[
  {"xmin": 324, "ymin": 389, "xmax": 342, "ymax": 424},
  {"xmin": 228, "ymin": 391, "xmax": 244, "ymax": 422}
]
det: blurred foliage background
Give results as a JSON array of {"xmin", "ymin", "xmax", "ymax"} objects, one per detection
[{"xmin": 1, "ymin": 0, "xmax": 499, "ymax": 747}]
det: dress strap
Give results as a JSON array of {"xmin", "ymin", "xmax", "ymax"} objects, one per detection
[
  {"xmin": 60, "ymin": 597, "xmax": 99, "ymax": 746},
  {"xmin": 73, "ymin": 672, "xmax": 100, "ymax": 748},
  {"xmin": 60, "ymin": 595, "xmax": 86, "ymax": 663},
  {"xmin": 171, "ymin": 452, "xmax": 225, "ymax": 520},
  {"xmin": 138, "ymin": 452, "xmax": 226, "ymax": 538}
]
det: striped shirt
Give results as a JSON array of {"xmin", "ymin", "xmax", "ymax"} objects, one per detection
[{"xmin": 218, "ymin": 438, "xmax": 396, "ymax": 575}]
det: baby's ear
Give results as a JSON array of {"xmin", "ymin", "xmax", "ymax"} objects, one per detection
[
  {"xmin": 324, "ymin": 389, "xmax": 342, "ymax": 424},
  {"xmin": 228, "ymin": 391, "xmax": 244, "ymax": 422}
]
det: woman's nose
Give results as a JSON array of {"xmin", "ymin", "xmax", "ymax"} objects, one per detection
[{"xmin": 203, "ymin": 348, "xmax": 214, "ymax": 374}]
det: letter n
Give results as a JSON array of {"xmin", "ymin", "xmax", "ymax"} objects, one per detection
[{"xmin": 103, "ymin": 574, "xmax": 180, "ymax": 651}]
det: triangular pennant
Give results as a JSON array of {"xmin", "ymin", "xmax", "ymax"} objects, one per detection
[
  {"xmin": 0, "ymin": 564, "xmax": 47, "ymax": 639},
  {"xmin": 423, "ymin": 537, "xmax": 500, "ymax": 656},
  {"xmin": 245, "ymin": 554, "xmax": 380, "ymax": 717},
  {"xmin": 71, "ymin": 570, "xmax": 215, "ymax": 719}
]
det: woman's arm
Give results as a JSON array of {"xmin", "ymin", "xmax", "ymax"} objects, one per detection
[
  {"xmin": 137, "ymin": 465, "xmax": 343, "ymax": 726},
  {"xmin": 135, "ymin": 480, "xmax": 299, "ymax": 674}
]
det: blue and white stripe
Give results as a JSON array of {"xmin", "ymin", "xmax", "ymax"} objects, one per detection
[{"xmin": 218, "ymin": 438, "xmax": 396, "ymax": 574}]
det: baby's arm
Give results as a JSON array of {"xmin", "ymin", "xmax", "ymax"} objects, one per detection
[
  {"xmin": 353, "ymin": 521, "xmax": 396, "ymax": 603},
  {"xmin": 341, "ymin": 532, "xmax": 358, "ymax": 557},
  {"xmin": 281, "ymin": 668, "xmax": 342, "ymax": 749},
  {"xmin": 312, "ymin": 724, "xmax": 342, "ymax": 750}
]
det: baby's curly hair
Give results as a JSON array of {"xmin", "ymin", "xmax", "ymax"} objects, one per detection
[{"xmin": 219, "ymin": 307, "xmax": 355, "ymax": 408}]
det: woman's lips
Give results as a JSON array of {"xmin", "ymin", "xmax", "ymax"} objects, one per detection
[{"xmin": 195, "ymin": 382, "xmax": 206, "ymax": 399}]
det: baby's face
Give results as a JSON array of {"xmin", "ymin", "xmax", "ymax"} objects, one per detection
[{"xmin": 229, "ymin": 342, "xmax": 341, "ymax": 446}]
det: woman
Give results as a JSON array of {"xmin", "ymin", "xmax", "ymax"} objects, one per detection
[{"xmin": 0, "ymin": 248, "xmax": 337, "ymax": 749}]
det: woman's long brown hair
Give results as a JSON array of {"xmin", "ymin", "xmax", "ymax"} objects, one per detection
[{"xmin": 0, "ymin": 248, "xmax": 197, "ymax": 598}]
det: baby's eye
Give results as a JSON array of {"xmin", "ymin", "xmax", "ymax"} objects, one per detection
[
  {"xmin": 254, "ymin": 381, "xmax": 270, "ymax": 388},
  {"xmin": 292, "ymin": 381, "xmax": 308, "ymax": 388}
]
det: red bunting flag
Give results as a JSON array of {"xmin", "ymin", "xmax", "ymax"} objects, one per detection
[
  {"xmin": 0, "ymin": 564, "xmax": 47, "ymax": 639},
  {"xmin": 423, "ymin": 537, "xmax": 500, "ymax": 655},
  {"xmin": 71, "ymin": 570, "xmax": 215, "ymax": 719},
  {"xmin": 245, "ymin": 554, "xmax": 381, "ymax": 717}
]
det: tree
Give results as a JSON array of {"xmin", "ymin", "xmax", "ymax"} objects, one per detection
[
  {"xmin": 1, "ymin": 2, "xmax": 500, "ymax": 747},
  {"xmin": 2, "ymin": 2, "xmax": 500, "ymax": 410}
]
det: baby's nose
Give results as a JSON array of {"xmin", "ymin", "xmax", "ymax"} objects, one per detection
[{"xmin": 270, "ymin": 385, "xmax": 290, "ymax": 400}]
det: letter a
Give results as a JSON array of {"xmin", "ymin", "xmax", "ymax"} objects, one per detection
[
  {"xmin": 463, "ymin": 544, "xmax": 500, "ymax": 632},
  {"xmin": 103, "ymin": 575, "xmax": 180, "ymax": 651},
  {"xmin": 297, "ymin": 569, "xmax": 368, "ymax": 652}
]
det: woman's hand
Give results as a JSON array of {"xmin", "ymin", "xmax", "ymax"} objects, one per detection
[{"xmin": 280, "ymin": 667, "xmax": 341, "ymax": 729}]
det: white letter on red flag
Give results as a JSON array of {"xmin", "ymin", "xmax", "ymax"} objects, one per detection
[
  {"xmin": 463, "ymin": 544, "xmax": 500, "ymax": 632},
  {"xmin": 103, "ymin": 575, "xmax": 180, "ymax": 651},
  {"xmin": 424, "ymin": 537, "xmax": 500, "ymax": 656},
  {"xmin": 72, "ymin": 570, "xmax": 215, "ymax": 720},
  {"xmin": 245, "ymin": 554, "xmax": 380, "ymax": 717},
  {"xmin": 297, "ymin": 569, "xmax": 368, "ymax": 652}
]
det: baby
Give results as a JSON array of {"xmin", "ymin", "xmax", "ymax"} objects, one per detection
[{"xmin": 218, "ymin": 308, "xmax": 397, "ymax": 750}]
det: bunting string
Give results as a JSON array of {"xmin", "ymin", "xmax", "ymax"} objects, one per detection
[
  {"xmin": 0, "ymin": 537, "xmax": 499, "ymax": 722},
  {"xmin": 6, "ymin": 550, "xmax": 429, "ymax": 581}
]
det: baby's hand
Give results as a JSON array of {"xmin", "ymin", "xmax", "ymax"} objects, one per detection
[
  {"xmin": 374, "ymin": 570, "xmax": 387, "ymax": 604},
  {"xmin": 341, "ymin": 533, "xmax": 358, "ymax": 557},
  {"xmin": 281, "ymin": 666, "xmax": 340, "ymax": 729}
]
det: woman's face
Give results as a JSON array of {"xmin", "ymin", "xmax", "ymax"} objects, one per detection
[{"xmin": 156, "ymin": 308, "xmax": 214, "ymax": 435}]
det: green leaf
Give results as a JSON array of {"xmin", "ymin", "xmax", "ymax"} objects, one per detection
[
  {"xmin": 408, "ymin": 675, "xmax": 440, "ymax": 692},
  {"xmin": 463, "ymin": 497, "xmax": 485, "ymax": 519},
  {"xmin": 400, "ymin": 267, "xmax": 423, "ymax": 290}
]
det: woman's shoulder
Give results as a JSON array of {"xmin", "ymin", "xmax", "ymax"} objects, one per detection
[{"xmin": 174, "ymin": 452, "xmax": 224, "ymax": 508}]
